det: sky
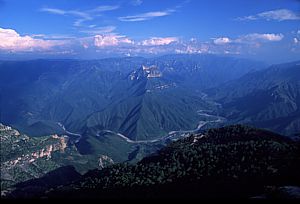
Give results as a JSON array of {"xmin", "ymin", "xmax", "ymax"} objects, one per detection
[{"xmin": 0, "ymin": 0, "xmax": 299, "ymax": 63}]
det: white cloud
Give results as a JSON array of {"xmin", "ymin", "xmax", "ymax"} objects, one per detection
[
  {"xmin": 0, "ymin": 26, "xmax": 287, "ymax": 58},
  {"xmin": 0, "ymin": 28, "xmax": 64, "ymax": 52},
  {"xmin": 213, "ymin": 33, "xmax": 284, "ymax": 49},
  {"xmin": 40, "ymin": 8, "xmax": 66, "ymax": 15},
  {"xmin": 141, "ymin": 37, "xmax": 178, "ymax": 46},
  {"xmin": 240, "ymin": 33, "xmax": 284, "ymax": 42},
  {"xmin": 175, "ymin": 44, "xmax": 210, "ymax": 54},
  {"xmin": 89, "ymin": 5, "xmax": 120, "ymax": 12},
  {"xmin": 237, "ymin": 9, "xmax": 300, "ymax": 21},
  {"xmin": 294, "ymin": 38, "xmax": 299, "ymax": 44},
  {"xmin": 213, "ymin": 37, "xmax": 231, "ymax": 45},
  {"xmin": 94, "ymin": 34, "xmax": 133, "ymax": 47},
  {"xmin": 119, "ymin": 9, "xmax": 175, "ymax": 22}
]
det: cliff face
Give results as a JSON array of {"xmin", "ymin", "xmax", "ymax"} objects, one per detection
[
  {"xmin": 0, "ymin": 124, "xmax": 69, "ymax": 196},
  {"xmin": 2, "ymin": 135, "xmax": 67, "ymax": 166},
  {"xmin": 98, "ymin": 155, "xmax": 114, "ymax": 169},
  {"xmin": 1, "ymin": 123, "xmax": 112, "ymax": 197}
]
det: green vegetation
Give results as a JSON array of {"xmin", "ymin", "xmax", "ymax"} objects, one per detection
[
  {"xmin": 14, "ymin": 125, "xmax": 298, "ymax": 199},
  {"xmin": 208, "ymin": 61, "xmax": 300, "ymax": 135},
  {"xmin": 0, "ymin": 55, "xmax": 263, "ymax": 140},
  {"xmin": 0, "ymin": 124, "xmax": 97, "ymax": 195}
]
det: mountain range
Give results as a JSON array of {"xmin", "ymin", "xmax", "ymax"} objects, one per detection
[
  {"xmin": 207, "ymin": 61, "xmax": 300, "ymax": 136},
  {"xmin": 0, "ymin": 55, "xmax": 265, "ymax": 139},
  {"xmin": 0, "ymin": 54, "xmax": 299, "ymax": 199}
]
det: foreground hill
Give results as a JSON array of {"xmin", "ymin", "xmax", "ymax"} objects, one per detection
[
  {"xmin": 8, "ymin": 125, "xmax": 300, "ymax": 199},
  {"xmin": 0, "ymin": 124, "xmax": 99, "ymax": 196}
]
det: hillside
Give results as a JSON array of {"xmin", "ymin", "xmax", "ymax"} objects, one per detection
[
  {"xmin": 207, "ymin": 61, "xmax": 300, "ymax": 135},
  {"xmin": 0, "ymin": 124, "xmax": 99, "ymax": 196},
  {"xmin": 8, "ymin": 125, "xmax": 299, "ymax": 199},
  {"xmin": 0, "ymin": 55, "xmax": 264, "ymax": 140},
  {"xmin": 84, "ymin": 66, "xmax": 212, "ymax": 141}
]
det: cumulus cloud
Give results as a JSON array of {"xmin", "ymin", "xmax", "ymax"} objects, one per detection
[
  {"xmin": 213, "ymin": 37, "xmax": 231, "ymax": 45},
  {"xmin": 119, "ymin": 9, "xmax": 175, "ymax": 22},
  {"xmin": 237, "ymin": 9, "xmax": 300, "ymax": 21},
  {"xmin": 0, "ymin": 28, "xmax": 64, "ymax": 52},
  {"xmin": 240, "ymin": 33, "xmax": 284, "ymax": 42},
  {"xmin": 90, "ymin": 32, "xmax": 285, "ymax": 55},
  {"xmin": 175, "ymin": 44, "xmax": 211, "ymax": 54},
  {"xmin": 141, "ymin": 37, "xmax": 178, "ymax": 46},
  {"xmin": 94, "ymin": 34, "xmax": 133, "ymax": 47},
  {"xmin": 0, "ymin": 26, "xmax": 288, "ymax": 59},
  {"xmin": 212, "ymin": 33, "xmax": 283, "ymax": 46}
]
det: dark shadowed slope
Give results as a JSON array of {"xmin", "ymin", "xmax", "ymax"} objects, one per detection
[
  {"xmin": 8, "ymin": 125, "xmax": 299, "ymax": 199},
  {"xmin": 207, "ymin": 61, "xmax": 300, "ymax": 135}
]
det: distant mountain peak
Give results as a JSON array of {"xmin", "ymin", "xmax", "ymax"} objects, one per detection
[{"xmin": 142, "ymin": 65, "xmax": 162, "ymax": 78}]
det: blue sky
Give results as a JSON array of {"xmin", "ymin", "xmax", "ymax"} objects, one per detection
[{"xmin": 0, "ymin": 0, "xmax": 299, "ymax": 63}]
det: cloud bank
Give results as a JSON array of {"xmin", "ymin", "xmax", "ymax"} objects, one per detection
[
  {"xmin": 0, "ymin": 28, "xmax": 65, "ymax": 52},
  {"xmin": 213, "ymin": 37, "xmax": 231, "ymax": 45},
  {"xmin": 94, "ymin": 34, "xmax": 133, "ymax": 47},
  {"xmin": 141, "ymin": 37, "xmax": 178, "ymax": 46},
  {"xmin": 0, "ymin": 27, "xmax": 290, "ymax": 59},
  {"xmin": 240, "ymin": 33, "xmax": 284, "ymax": 42}
]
